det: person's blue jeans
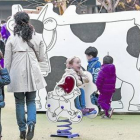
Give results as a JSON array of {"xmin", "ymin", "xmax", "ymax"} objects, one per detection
[
  {"xmin": 75, "ymin": 88, "xmax": 86, "ymax": 110},
  {"xmin": 14, "ymin": 91, "xmax": 36, "ymax": 132}
]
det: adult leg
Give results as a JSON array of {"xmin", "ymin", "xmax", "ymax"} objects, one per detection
[
  {"xmin": 14, "ymin": 92, "xmax": 26, "ymax": 132},
  {"xmin": 26, "ymin": 91, "xmax": 36, "ymax": 140},
  {"xmin": 26, "ymin": 91, "xmax": 36, "ymax": 125}
]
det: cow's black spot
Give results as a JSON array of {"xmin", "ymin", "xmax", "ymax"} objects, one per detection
[
  {"xmin": 44, "ymin": 56, "xmax": 67, "ymax": 93},
  {"xmin": 127, "ymin": 26, "xmax": 140, "ymax": 58},
  {"xmin": 70, "ymin": 23, "xmax": 106, "ymax": 43},
  {"xmin": 112, "ymin": 88, "xmax": 121, "ymax": 101},
  {"xmin": 30, "ymin": 19, "xmax": 44, "ymax": 34}
]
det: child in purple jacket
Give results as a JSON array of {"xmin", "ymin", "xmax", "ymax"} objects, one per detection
[
  {"xmin": 96, "ymin": 56, "xmax": 116, "ymax": 119},
  {"xmin": 1, "ymin": 20, "xmax": 10, "ymax": 43}
]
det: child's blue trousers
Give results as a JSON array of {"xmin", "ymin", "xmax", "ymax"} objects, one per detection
[{"xmin": 74, "ymin": 88, "xmax": 86, "ymax": 110}]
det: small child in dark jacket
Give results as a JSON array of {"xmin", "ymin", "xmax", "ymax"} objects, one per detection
[
  {"xmin": 96, "ymin": 56, "xmax": 116, "ymax": 119},
  {"xmin": 0, "ymin": 52, "xmax": 10, "ymax": 139}
]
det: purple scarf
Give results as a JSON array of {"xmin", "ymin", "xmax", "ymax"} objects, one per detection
[{"xmin": 0, "ymin": 59, "xmax": 4, "ymax": 68}]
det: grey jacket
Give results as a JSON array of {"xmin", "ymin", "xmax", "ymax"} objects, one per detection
[{"xmin": 4, "ymin": 34, "xmax": 47, "ymax": 92}]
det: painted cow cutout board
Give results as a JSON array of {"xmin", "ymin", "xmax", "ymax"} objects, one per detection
[{"xmin": 7, "ymin": 3, "xmax": 140, "ymax": 112}]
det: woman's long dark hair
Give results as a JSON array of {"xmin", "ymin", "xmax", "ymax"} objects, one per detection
[{"xmin": 14, "ymin": 12, "xmax": 33, "ymax": 42}]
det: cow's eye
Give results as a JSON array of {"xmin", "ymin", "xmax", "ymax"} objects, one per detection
[
  {"xmin": 43, "ymin": 18, "xmax": 57, "ymax": 31},
  {"xmin": 30, "ymin": 19, "xmax": 44, "ymax": 34}
]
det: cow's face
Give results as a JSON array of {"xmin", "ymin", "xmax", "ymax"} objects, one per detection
[{"xmin": 7, "ymin": 4, "xmax": 57, "ymax": 52}]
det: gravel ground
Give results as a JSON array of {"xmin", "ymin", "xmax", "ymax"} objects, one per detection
[{"xmin": 1, "ymin": 91, "xmax": 140, "ymax": 140}]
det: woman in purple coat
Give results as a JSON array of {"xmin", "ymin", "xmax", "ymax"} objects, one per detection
[{"xmin": 96, "ymin": 56, "xmax": 116, "ymax": 119}]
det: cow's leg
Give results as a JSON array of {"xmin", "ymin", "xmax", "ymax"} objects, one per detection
[
  {"xmin": 120, "ymin": 66, "xmax": 140, "ymax": 111},
  {"xmin": 111, "ymin": 78, "xmax": 123, "ymax": 109},
  {"xmin": 120, "ymin": 82, "xmax": 134, "ymax": 111},
  {"xmin": 117, "ymin": 71, "xmax": 140, "ymax": 111},
  {"xmin": 38, "ymin": 88, "xmax": 48, "ymax": 111},
  {"xmin": 35, "ymin": 90, "xmax": 42, "ymax": 110},
  {"xmin": 112, "ymin": 78, "xmax": 134, "ymax": 112},
  {"xmin": 128, "ymin": 81, "xmax": 140, "ymax": 111}
]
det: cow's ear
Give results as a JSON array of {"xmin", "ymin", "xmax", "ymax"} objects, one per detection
[
  {"xmin": 8, "ymin": 5, "xmax": 23, "ymax": 32},
  {"xmin": 38, "ymin": 3, "xmax": 54, "ymax": 22},
  {"xmin": 37, "ymin": 4, "xmax": 48, "ymax": 22},
  {"xmin": 12, "ymin": 4, "xmax": 23, "ymax": 15},
  {"xmin": 7, "ymin": 19, "xmax": 14, "ymax": 32}
]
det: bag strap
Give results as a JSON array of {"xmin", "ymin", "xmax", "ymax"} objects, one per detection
[{"xmin": 27, "ymin": 41, "xmax": 39, "ymax": 61}]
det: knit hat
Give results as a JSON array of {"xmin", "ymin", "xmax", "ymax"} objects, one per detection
[{"xmin": 66, "ymin": 56, "xmax": 80, "ymax": 69}]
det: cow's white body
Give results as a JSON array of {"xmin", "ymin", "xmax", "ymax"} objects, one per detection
[{"xmin": 8, "ymin": 3, "xmax": 140, "ymax": 112}]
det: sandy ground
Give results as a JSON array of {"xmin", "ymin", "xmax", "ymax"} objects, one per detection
[{"xmin": 1, "ymin": 91, "xmax": 140, "ymax": 140}]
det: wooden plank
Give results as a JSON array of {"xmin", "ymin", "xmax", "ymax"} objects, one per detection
[{"xmin": 23, "ymin": 6, "xmax": 43, "ymax": 14}]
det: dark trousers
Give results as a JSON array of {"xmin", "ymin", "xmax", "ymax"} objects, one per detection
[
  {"xmin": 98, "ymin": 93, "xmax": 113, "ymax": 116},
  {"xmin": 14, "ymin": 91, "xmax": 36, "ymax": 132}
]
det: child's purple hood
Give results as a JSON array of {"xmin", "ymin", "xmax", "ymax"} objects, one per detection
[
  {"xmin": 101, "ymin": 64, "xmax": 116, "ymax": 76},
  {"xmin": 96, "ymin": 64, "xmax": 116, "ymax": 94}
]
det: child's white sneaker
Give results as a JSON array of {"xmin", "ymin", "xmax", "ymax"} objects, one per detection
[
  {"xmin": 108, "ymin": 108, "xmax": 114, "ymax": 118},
  {"xmin": 101, "ymin": 115, "xmax": 110, "ymax": 119}
]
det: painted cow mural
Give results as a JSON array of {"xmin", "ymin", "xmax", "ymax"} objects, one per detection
[{"xmin": 7, "ymin": 3, "xmax": 140, "ymax": 112}]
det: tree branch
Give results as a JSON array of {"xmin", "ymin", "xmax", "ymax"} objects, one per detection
[
  {"xmin": 106, "ymin": 0, "xmax": 113, "ymax": 12},
  {"xmin": 97, "ymin": 0, "xmax": 108, "ymax": 10},
  {"xmin": 114, "ymin": 0, "xmax": 120, "ymax": 9}
]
